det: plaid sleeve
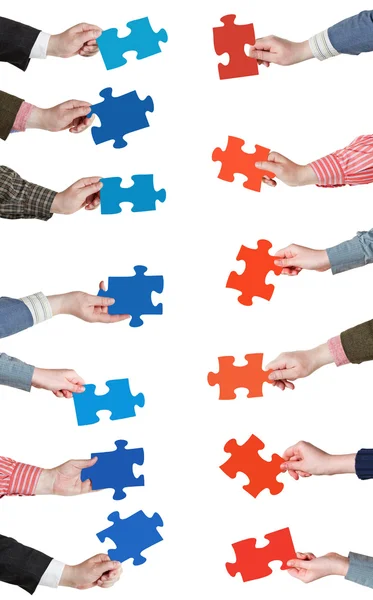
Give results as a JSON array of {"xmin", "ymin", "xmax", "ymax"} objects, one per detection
[{"xmin": 0, "ymin": 165, "xmax": 56, "ymax": 220}]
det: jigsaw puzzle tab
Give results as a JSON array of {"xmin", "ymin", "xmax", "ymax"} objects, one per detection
[
  {"xmin": 73, "ymin": 378, "xmax": 144, "ymax": 426},
  {"xmin": 98, "ymin": 17, "xmax": 168, "ymax": 70},
  {"xmin": 97, "ymin": 510, "xmax": 164, "ymax": 565},
  {"xmin": 81, "ymin": 440, "xmax": 144, "ymax": 500},
  {"xmin": 208, "ymin": 353, "xmax": 271, "ymax": 400},
  {"xmin": 227, "ymin": 240, "xmax": 282, "ymax": 306},
  {"xmin": 226, "ymin": 527, "xmax": 296, "ymax": 582},
  {"xmin": 220, "ymin": 434, "xmax": 284, "ymax": 498},
  {"xmin": 98, "ymin": 266, "xmax": 164, "ymax": 328},
  {"xmin": 213, "ymin": 15, "xmax": 258, "ymax": 80},
  {"xmin": 100, "ymin": 176, "xmax": 166, "ymax": 214},
  {"xmin": 88, "ymin": 88, "xmax": 154, "ymax": 149},
  {"xmin": 212, "ymin": 137, "xmax": 274, "ymax": 192}
]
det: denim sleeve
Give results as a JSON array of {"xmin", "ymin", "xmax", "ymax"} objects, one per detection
[
  {"xmin": 329, "ymin": 11, "xmax": 373, "ymax": 55},
  {"xmin": 0, "ymin": 297, "xmax": 33, "ymax": 338},
  {"xmin": 0, "ymin": 353, "xmax": 34, "ymax": 391},
  {"xmin": 326, "ymin": 230, "xmax": 373, "ymax": 274},
  {"xmin": 346, "ymin": 552, "xmax": 373, "ymax": 589}
]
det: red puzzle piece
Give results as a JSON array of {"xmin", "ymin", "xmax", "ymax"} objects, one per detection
[
  {"xmin": 212, "ymin": 137, "xmax": 274, "ymax": 192},
  {"xmin": 208, "ymin": 354, "xmax": 271, "ymax": 400},
  {"xmin": 227, "ymin": 240, "xmax": 282, "ymax": 306},
  {"xmin": 220, "ymin": 435, "xmax": 284, "ymax": 498},
  {"xmin": 226, "ymin": 527, "xmax": 296, "ymax": 582},
  {"xmin": 213, "ymin": 15, "xmax": 258, "ymax": 80}
]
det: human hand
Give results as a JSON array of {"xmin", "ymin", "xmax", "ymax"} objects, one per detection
[
  {"xmin": 48, "ymin": 284, "xmax": 129, "ymax": 323},
  {"xmin": 47, "ymin": 23, "xmax": 102, "ymax": 58},
  {"xmin": 274, "ymin": 244, "xmax": 331, "ymax": 276},
  {"xmin": 35, "ymin": 457, "xmax": 98, "ymax": 495},
  {"xmin": 282, "ymin": 442, "xmax": 356, "ymax": 480},
  {"xmin": 288, "ymin": 552, "xmax": 349, "ymax": 583},
  {"xmin": 255, "ymin": 152, "xmax": 318, "ymax": 188},
  {"xmin": 266, "ymin": 344, "xmax": 333, "ymax": 390},
  {"xmin": 26, "ymin": 100, "xmax": 94, "ymax": 133},
  {"xmin": 249, "ymin": 36, "xmax": 313, "ymax": 67},
  {"xmin": 51, "ymin": 177, "xmax": 102, "ymax": 214},
  {"xmin": 31, "ymin": 368, "xmax": 85, "ymax": 398},
  {"xmin": 60, "ymin": 554, "xmax": 123, "ymax": 590}
]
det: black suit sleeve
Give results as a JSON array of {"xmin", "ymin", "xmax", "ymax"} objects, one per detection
[
  {"xmin": 0, "ymin": 534, "xmax": 53, "ymax": 594},
  {"xmin": 0, "ymin": 17, "xmax": 41, "ymax": 71}
]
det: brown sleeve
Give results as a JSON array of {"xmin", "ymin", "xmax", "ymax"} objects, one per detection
[
  {"xmin": 341, "ymin": 319, "xmax": 373, "ymax": 364},
  {"xmin": 0, "ymin": 91, "xmax": 24, "ymax": 140}
]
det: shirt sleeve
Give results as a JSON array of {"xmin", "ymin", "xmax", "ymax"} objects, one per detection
[
  {"xmin": 21, "ymin": 292, "xmax": 53, "ymax": 324},
  {"xmin": 326, "ymin": 229, "xmax": 373, "ymax": 274},
  {"xmin": 309, "ymin": 30, "xmax": 339, "ymax": 61},
  {"xmin": 0, "ymin": 165, "xmax": 56, "ymax": 220},
  {"xmin": 346, "ymin": 552, "xmax": 373, "ymax": 589},
  {"xmin": 12, "ymin": 102, "xmax": 34, "ymax": 132},
  {"xmin": 309, "ymin": 135, "xmax": 373, "ymax": 187},
  {"xmin": 0, "ymin": 353, "xmax": 34, "ymax": 391},
  {"xmin": 355, "ymin": 449, "xmax": 373, "ymax": 480},
  {"xmin": 39, "ymin": 559, "xmax": 65, "ymax": 588},
  {"xmin": 29, "ymin": 31, "xmax": 51, "ymax": 58},
  {"xmin": 0, "ymin": 457, "xmax": 41, "ymax": 497},
  {"xmin": 327, "ymin": 336, "xmax": 350, "ymax": 367}
]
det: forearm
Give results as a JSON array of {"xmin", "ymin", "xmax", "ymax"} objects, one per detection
[
  {"xmin": 325, "ymin": 454, "xmax": 356, "ymax": 475},
  {"xmin": 327, "ymin": 230, "xmax": 373, "ymax": 275},
  {"xmin": 0, "ymin": 353, "xmax": 34, "ymax": 391},
  {"xmin": 0, "ymin": 165, "xmax": 56, "ymax": 220}
]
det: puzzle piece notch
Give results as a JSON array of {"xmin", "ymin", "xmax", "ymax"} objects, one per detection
[
  {"xmin": 98, "ymin": 17, "xmax": 168, "ymax": 70},
  {"xmin": 212, "ymin": 137, "xmax": 274, "ymax": 192},
  {"xmin": 88, "ymin": 88, "xmax": 154, "ymax": 149},
  {"xmin": 97, "ymin": 510, "xmax": 163, "ymax": 565},
  {"xmin": 81, "ymin": 440, "xmax": 144, "ymax": 500},
  {"xmin": 226, "ymin": 527, "xmax": 296, "ymax": 581},
  {"xmin": 98, "ymin": 266, "xmax": 164, "ymax": 328},
  {"xmin": 220, "ymin": 434, "xmax": 284, "ymax": 498},
  {"xmin": 73, "ymin": 378, "xmax": 145, "ymax": 426},
  {"xmin": 227, "ymin": 240, "xmax": 282, "ymax": 306},
  {"xmin": 213, "ymin": 15, "xmax": 258, "ymax": 80},
  {"xmin": 100, "ymin": 176, "xmax": 166, "ymax": 214},
  {"xmin": 208, "ymin": 353, "xmax": 271, "ymax": 400}
]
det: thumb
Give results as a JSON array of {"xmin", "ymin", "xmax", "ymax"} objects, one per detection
[
  {"xmin": 249, "ymin": 48, "xmax": 277, "ymax": 63},
  {"xmin": 77, "ymin": 180, "xmax": 103, "ymax": 198},
  {"xmin": 274, "ymin": 256, "xmax": 300, "ymax": 268},
  {"xmin": 92, "ymin": 295, "xmax": 115, "ymax": 306},
  {"xmin": 287, "ymin": 559, "xmax": 311, "ymax": 570},
  {"xmin": 73, "ymin": 457, "xmax": 98, "ymax": 470},
  {"xmin": 281, "ymin": 460, "xmax": 304, "ymax": 472},
  {"xmin": 255, "ymin": 161, "xmax": 282, "ymax": 177},
  {"xmin": 76, "ymin": 28, "xmax": 102, "ymax": 45},
  {"xmin": 94, "ymin": 560, "xmax": 121, "ymax": 578}
]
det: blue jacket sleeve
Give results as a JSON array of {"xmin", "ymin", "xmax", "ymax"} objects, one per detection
[
  {"xmin": 326, "ymin": 229, "xmax": 373, "ymax": 274},
  {"xmin": 329, "ymin": 11, "xmax": 373, "ymax": 55},
  {"xmin": 355, "ymin": 449, "xmax": 373, "ymax": 480},
  {"xmin": 0, "ymin": 297, "xmax": 33, "ymax": 338},
  {"xmin": 346, "ymin": 552, "xmax": 373, "ymax": 589},
  {"xmin": 0, "ymin": 353, "xmax": 34, "ymax": 391}
]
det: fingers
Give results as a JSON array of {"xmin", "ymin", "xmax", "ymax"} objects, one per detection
[
  {"xmin": 95, "ymin": 559, "xmax": 121, "ymax": 578},
  {"xmin": 262, "ymin": 175, "xmax": 277, "ymax": 188},
  {"xmin": 76, "ymin": 27, "xmax": 102, "ymax": 46},
  {"xmin": 62, "ymin": 101, "xmax": 92, "ymax": 118},
  {"xmin": 255, "ymin": 161, "xmax": 282, "ymax": 177},
  {"xmin": 268, "ymin": 368, "xmax": 296, "ymax": 381},
  {"xmin": 283, "ymin": 444, "xmax": 300, "ymax": 460},
  {"xmin": 92, "ymin": 295, "xmax": 115, "ymax": 307},
  {"xmin": 249, "ymin": 49, "xmax": 278, "ymax": 63},
  {"xmin": 78, "ymin": 182, "xmax": 103, "ymax": 203},
  {"xmin": 96, "ymin": 314, "xmax": 130, "ymax": 323},
  {"xmin": 65, "ymin": 373, "xmax": 85, "ymax": 393},
  {"xmin": 75, "ymin": 176, "xmax": 102, "ymax": 188},
  {"xmin": 99, "ymin": 280, "xmax": 106, "ymax": 292},
  {"xmin": 69, "ymin": 114, "xmax": 95, "ymax": 134},
  {"xmin": 287, "ymin": 559, "xmax": 310, "ymax": 570}
]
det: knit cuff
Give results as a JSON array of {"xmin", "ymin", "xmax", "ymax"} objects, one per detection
[
  {"xmin": 8, "ymin": 462, "xmax": 42, "ymax": 495},
  {"xmin": 21, "ymin": 292, "xmax": 53, "ymax": 324},
  {"xmin": 309, "ymin": 153, "xmax": 345, "ymax": 187},
  {"xmin": 346, "ymin": 552, "xmax": 373, "ymax": 588},
  {"xmin": 327, "ymin": 336, "xmax": 350, "ymax": 367},
  {"xmin": 12, "ymin": 102, "xmax": 34, "ymax": 132},
  {"xmin": 355, "ymin": 449, "xmax": 373, "ymax": 480},
  {"xmin": 326, "ymin": 235, "xmax": 366, "ymax": 275},
  {"xmin": 309, "ymin": 30, "xmax": 340, "ymax": 61}
]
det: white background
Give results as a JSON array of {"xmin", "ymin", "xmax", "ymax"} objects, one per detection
[{"xmin": 1, "ymin": 0, "xmax": 373, "ymax": 597}]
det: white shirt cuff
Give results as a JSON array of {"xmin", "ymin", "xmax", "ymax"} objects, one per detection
[
  {"xmin": 39, "ymin": 559, "xmax": 65, "ymax": 588},
  {"xmin": 30, "ymin": 31, "xmax": 51, "ymax": 59},
  {"xmin": 20, "ymin": 292, "xmax": 53, "ymax": 324},
  {"xmin": 309, "ymin": 30, "xmax": 339, "ymax": 61}
]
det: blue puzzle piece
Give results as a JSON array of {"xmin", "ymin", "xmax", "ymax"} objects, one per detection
[
  {"xmin": 73, "ymin": 378, "xmax": 145, "ymax": 426},
  {"xmin": 81, "ymin": 440, "xmax": 144, "ymax": 500},
  {"xmin": 98, "ymin": 17, "xmax": 168, "ymax": 70},
  {"xmin": 97, "ymin": 510, "xmax": 163, "ymax": 564},
  {"xmin": 100, "ymin": 176, "xmax": 166, "ymax": 214},
  {"xmin": 98, "ymin": 266, "xmax": 164, "ymax": 328},
  {"xmin": 88, "ymin": 88, "xmax": 154, "ymax": 149}
]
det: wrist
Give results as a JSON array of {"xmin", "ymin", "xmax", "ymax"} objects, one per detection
[
  {"xmin": 25, "ymin": 106, "xmax": 48, "ymax": 130},
  {"xmin": 47, "ymin": 292, "xmax": 77, "ymax": 316},
  {"xmin": 296, "ymin": 40, "xmax": 314, "ymax": 62},
  {"xmin": 331, "ymin": 554, "xmax": 349, "ymax": 577},
  {"xmin": 327, "ymin": 454, "xmax": 356, "ymax": 475},
  {"xmin": 59, "ymin": 565, "xmax": 76, "ymax": 588},
  {"xmin": 318, "ymin": 249, "xmax": 331, "ymax": 271},
  {"xmin": 309, "ymin": 343, "xmax": 334, "ymax": 371},
  {"xmin": 297, "ymin": 164, "xmax": 319, "ymax": 186},
  {"xmin": 47, "ymin": 34, "xmax": 61, "ymax": 57},
  {"xmin": 35, "ymin": 469, "xmax": 54, "ymax": 495}
]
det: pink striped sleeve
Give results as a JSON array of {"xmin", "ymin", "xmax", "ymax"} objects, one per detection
[
  {"xmin": 12, "ymin": 102, "xmax": 34, "ymax": 132},
  {"xmin": 0, "ymin": 457, "xmax": 42, "ymax": 497},
  {"xmin": 309, "ymin": 135, "xmax": 373, "ymax": 188},
  {"xmin": 327, "ymin": 336, "xmax": 350, "ymax": 367}
]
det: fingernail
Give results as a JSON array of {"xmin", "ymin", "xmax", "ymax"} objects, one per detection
[
  {"xmin": 109, "ymin": 298, "xmax": 115, "ymax": 304},
  {"xmin": 274, "ymin": 260, "xmax": 281, "ymax": 266},
  {"xmin": 268, "ymin": 373, "xmax": 274, "ymax": 380},
  {"xmin": 287, "ymin": 561, "xmax": 294, "ymax": 567}
]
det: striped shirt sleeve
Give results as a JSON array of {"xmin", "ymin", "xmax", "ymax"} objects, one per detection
[
  {"xmin": 0, "ymin": 457, "xmax": 41, "ymax": 497},
  {"xmin": 309, "ymin": 30, "xmax": 339, "ymax": 61},
  {"xmin": 309, "ymin": 135, "xmax": 373, "ymax": 187},
  {"xmin": 21, "ymin": 292, "xmax": 53, "ymax": 324}
]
